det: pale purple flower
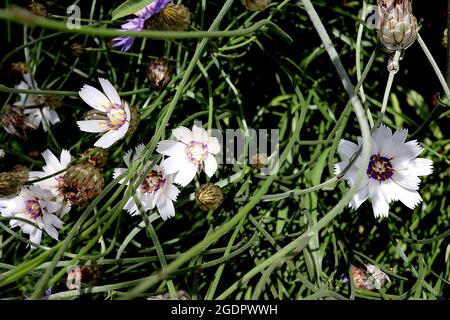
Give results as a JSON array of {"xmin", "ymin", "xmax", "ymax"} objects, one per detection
[{"xmin": 112, "ymin": 0, "xmax": 170, "ymax": 52}]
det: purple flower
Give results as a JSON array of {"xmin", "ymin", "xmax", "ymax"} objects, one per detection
[{"xmin": 112, "ymin": 0, "xmax": 170, "ymax": 52}]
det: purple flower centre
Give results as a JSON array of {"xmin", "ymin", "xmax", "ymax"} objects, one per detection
[
  {"xmin": 367, "ymin": 154, "xmax": 395, "ymax": 181},
  {"xmin": 141, "ymin": 171, "xmax": 166, "ymax": 194},
  {"xmin": 186, "ymin": 141, "xmax": 208, "ymax": 165},
  {"xmin": 25, "ymin": 198, "xmax": 43, "ymax": 220},
  {"xmin": 105, "ymin": 103, "xmax": 127, "ymax": 130}
]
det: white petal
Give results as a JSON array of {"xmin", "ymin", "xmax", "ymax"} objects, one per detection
[
  {"xmin": 192, "ymin": 125, "xmax": 208, "ymax": 143},
  {"xmin": 409, "ymin": 158, "xmax": 433, "ymax": 176},
  {"xmin": 334, "ymin": 161, "xmax": 349, "ymax": 176},
  {"xmin": 113, "ymin": 168, "xmax": 127, "ymax": 184},
  {"xmin": 174, "ymin": 162, "xmax": 197, "ymax": 187},
  {"xmin": 162, "ymin": 155, "xmax": 186, "ymax": 175},
  {"xmin": 44, "ymin": 107, "xmax": 60, "ymax": 125},
  {"xmin": 165, "ymin": 183, "xmax": 180, "ymax": 202},
  {"xmin": 77, "ymin": 120, "xmax": 108, "ymax": 133},
  {"xmin": 350, "ymin": 182, "xmax": 369, "ymax": 210},
  {"xmin": 156, "ymin": 140, "xmax": 186, "ymax": 156},
  {"xmin": 172, "ymin": 126, "xmax": 192, "ymax": 144},
  {"xmin": 41, "ymin": 149, "xmax": 60, "ymax": 172},
  {"xmin": 157, "ymin": 199, "xmax": 175, "ymax": 220},
  {"xmin": 79, "ymin": 85, "xmax": 110, "ymax": 111},
  {"xmin": 392, "ymin": 128, "xmax": 408, "ymax": 145},
  {"xmin": 381, "ymin": 180, "xmax": 422, "ymax": 209},
  {"xmin": 60, "ymin": 149, "xmax": 72, "ymax": 168},
  {"xmin": 337, "ymin": 139, "xmax": 359, "ymax": 161},
  {"xmin": 94, "ymin": 130, "xmax": 121, "ymax": 148},
  {"xmin": 370, "ymin": 188, "xmax": 390, "ymax": 218},
  {"xmin": 392, "ymin": 170, "xmax": 421, "ymax": 190},
  {"xmin": 29, "ymin": 229, "xmax": 42, "ymax": 246},
  {"xmin": 207, "ymin": 137, "xmax": 221, "ymax": 154},
  {"xmin": 373, "ymin": 125, "xmax": 392, "ymax": 153},
  {"xmin": 397, "ymin": 140, "xmax": 423, "ymax": 162},
  {"xmin": 204, "ymin": 155, "xmax": 218, "ymax": 177},
  {"xmin": 98, "ymin": 78, "xmax": 121, "ymax": 105}
]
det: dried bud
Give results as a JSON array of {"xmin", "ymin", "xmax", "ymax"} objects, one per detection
[
  {"xmin": 127, "ymin": 106, "xmax": 140, "ymax": 135},
  {"xmin": 240, "ymin": 0, "xmax": 271, "ymax": 11},
  {"xmin": 27, "ymin": 2, "xmax": 47, "ymax": 16},
  {"xmin": 0, "ymin": 172, "xmax": 22, "ymax": 197},
  {"xmin": 377, "ymin": 0, "xmax": 418, "ymax": 53},
  {"xmin": 10, "ymin": 165, "xmax": 29, "ymax": 184},
  {"xmin": 39, "ymin": 95, "xmax": 63, "ymax": 109},
  {"xmin": 5, "ymin": 62, "xmax": 29, "ymax": 86},
  {"xmin": 145, "ymin": 3, "xmax": 191, "ymax": 32},
  {"xmin": 147, "ymin": 290, "xmax": 191, "ymax": 300},
  {"xmin": 69, "ymin": 43, "xmax": 85, "ymax": 57},
  {"xmin": 250, "ymin": 153, "xmax": 268, "ymax": 169},
  {"xmin": 0, "ymin": 105, "xmax": 37, "ymax": 140},
  {"xmin": 80, "ymin": 148, "xmax": 108, "ymax": 169},
  {"xmin": 351, "ymin": 264, "xmax": 391, "ymax": 290},
  {"xmin": 60, "ymin": 163, "xmax": 104, "ymax": 207},
  {"xmin": 195, "ymin": 183, "xmax": 224, "ymax": 211},
  {"xmin": 147, "ymin": 58, "xmax": 174, "ymax": 90},
  {"xmin": 67, "ymin": 265, "xmax": 103, "ymax": 289}
]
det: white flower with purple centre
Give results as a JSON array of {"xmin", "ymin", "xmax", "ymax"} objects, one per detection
[
  {"xmin": 77, "ymin": 78, "xmax": 131, "ymax": 148},
  {"xmin": 113, "ymin": 144, "xmax": 180, "ymax": 220},
  {"xmin": 0, "ymin": 185, "xmax": 64, "ymax": 247},
  {"xmin": 335, "ymin": 125, "xmax": 433, "ymax": 218},
  {"xmin": 157, "ymin": 125, "xmax": 221, "ymax": 187}
]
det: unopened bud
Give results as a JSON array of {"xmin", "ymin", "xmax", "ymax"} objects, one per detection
[
  {"xmin": 195, "ymin": 183, "xmax": 224, "ymax": 211},
  {"xmin": 0, "ymin": 172, "xmax": 22, "ymax": 197},
  {"xmin": 80, "ymin": 148, "xmax": 108, "ymax": 169},
  {"xmin": 147, "ymin": 58, "xmax": 174, "ymax": 90},
  {"xmin": 240, "ymin": 0, "xmax": 271, "ymax": 11},
  {"xmin": 27, "ymin": 2, "xmax": 47, "ymax": 16}
]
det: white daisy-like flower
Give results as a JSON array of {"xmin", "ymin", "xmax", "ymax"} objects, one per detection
[
  {"xmin": 156, "ymin": 125, "xmax": 221, "ymax": 187},
  {"xmin": 0, "ymin": 185, "xmax": 64, "ymax": 246},
  {"xmin": 113, "ymin": 144, "xmax": 180, "ymax": 220},
  {"xmin": 29, "ymin": 149, "xmax": 72, "ymax": 216},
  {"xmin": 13, "ymin": 73, "xmax": 61, "ymax": 132},
  {"xmin": 77, "ymin": 78, "xmax": 131, "ymax": 149},
  {"xmin": 335, "ymin": 125, "xmax": 433, "ymax": 218}
]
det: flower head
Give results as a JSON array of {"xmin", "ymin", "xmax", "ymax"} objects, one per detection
[
  {"xmin": 334, "ymin": 125, "xmax": 433, "ymax": 218},
  {"xmin": 377, "ymin": 0, "xmax": 418, "ymax": 53},
  {"xmin": 113, "ymin": 144, "xmax": 180, "ymax": 220},
  {"xmin": 112, "ymin": 0, "xmax": 170, "ymax": 52},
  {"xmin": 0, "ymin": 105, "xmax": 37, "ymax": 140},
  {"xmin": 77, "ymin": 78, "xmax": 132, "ymax": 148},
  {"xmin": 0, "ymin": 185, "xmax": 64, "ymax": 246},
  {"xmin": 240, "ymin": 0, "xmax": 271, "ymax": 12},
  {"xmin": 13, "ymin": 73, "xmax": 60, "ymax": 132},
  {"xmin": 157, "ymin": 125, "xmax": 220, "ymax": 187}
]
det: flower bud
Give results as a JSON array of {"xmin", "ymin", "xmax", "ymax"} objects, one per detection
[
  {"xmin": 79, "ymin": 148, "xmax": 108, "ymax": 169},
  {"xmin": 0, "ymin": 105, "xmax": 36, "ymax": 140},
  {"xmin": 0, "ymin": 172, "xmax": 22, "ymax": 197},
  {"xmin": 27, "ymin": 2, "xmax": 47, "ymax": 16},
  {"xmin": 351, "ymin": 264, "xmax": 391, "ymax": 290},
  {"xmin": 376, "ymin": 0, "xmax": 418, "ymax": 53},
  {"xmin": 10, "ymin": 165, "xmax": 29, "ymax": 184},
  {"xmin": 240, "ymin": 0, "xmax": 271, "ymax": 11},
  {"xmin": 145, "ymin": 3, "xmax": 191, "ymax": 32},
  {"xmin": 127, "ymin": 106, "xmax": 140, "ymax": 136},
  {"xmin": 60, "ymin": 163, "xmax": 104, "ymax": 207},
  {"xmin": 147, "ymin": 58, "xmax": 174, "ymax": 90},
  {"xmin": 4, "ymin": 62, "xmax": 29, "ymax": 86},
  {"xmin": 250, "ymin": 153, "xmax": 268, "ymax": 169},
  {"xmin": 39, "ymin": 95, "xmax": 63, "ymax": 109},
  {"xmin": 69, "ymin": 43, "xmax": 86, "ymax": 57},
  {"xmin": 195, "ymin": 183, "xmax": 224, "ymax": 211}
]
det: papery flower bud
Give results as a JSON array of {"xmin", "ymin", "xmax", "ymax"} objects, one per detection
[
  {"xmin": 4, "ymin": 62, "xmax": 29, "ymax": 86},
  {"xmin": 250, "ymin": 153, "xmax": 268, "ymax": 169},
  {"xmin": 0, "ymin": 172, "xmax": 22, "ymax": 197},
  {"xmin": 195, "ymin": 183, "xmax": 224, "ymax": 211},
  {"xmin": 10, "ymin": 165, "xmax": 29, "ymax": 184},
  {"xmin": 0, "ymin": 105, "xmax": 37, "ymax": 140},
  {"xmin": 351, "ymin": 264, "xmax": 391, "ymax": 290},
  {"xmin": 79, "ymin": 148, "xmax": 108, "ymax": 169},
  {"xmin": 240, "ymin": 0, "xmax": 271, "ymax": 12},
  {"xmin": 27, "ymin": 2, "xmax": 47, "ymax": 16},
  {"xmin": 60, "ymin": 163, "xmax": 104, "ymax": 207},
  {"xmin": 144, "ymin": 3, "xmax": 191, "ymax": 32},
  {"xmin": 69, "ymin": 43, "xmax": 86, "ymax": 57},
  {"xmin": 147, "ymin": 58, "xmax": 174, "ymax": 90},
  {"xmin": 377, "ymin": 0, "xmax": 418, "ymax": 53}
]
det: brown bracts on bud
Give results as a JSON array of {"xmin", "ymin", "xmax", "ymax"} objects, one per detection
[
  {"xmin": 59, "ymin": 163, "xmax": 104, "ymax": 207},
  {"xmin": 0, "ymin": 105, "xmax": 37, "ymax": 140},
  {"xmin": 10, "ymin": 165, "xmax": 29, "ymax": 184},
  {"xmin": 79, "ymin": 148, "xmax": 108, "ymax": 169},
  {"xmin": 145, "ymin": 3, "xmax": 191, "ymax": 32},
  {"xmin": 27, "ymin": 2, "xmax": 48, "ymax": 16},
  {"xmin": 240, "ymin": 0, "xmax": 271, "ymax": 12},
  {"xmin": 376, "ymin": 0, "xmax": 418, "ymax": 53},
  {"xmin": 195, "ymin": 183, "xmax": 224, "ymax": 211},
  {"xmin": 147, "ymin": 58, "xmax": 174, "ymax": 90},
  {"xmin": 69, "ymin": 43, "xmax": 86, "ymax": 57},
  {"xmin": 0, "ymin": 172, "xmax": 22, "ymax": 197}
]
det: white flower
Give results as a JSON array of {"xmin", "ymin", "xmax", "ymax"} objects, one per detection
[
  {"xmin": 113, "ymin": 144, "xmax": 180, "ymax": 220},
  {"xmin": 0, "ymin": 149, "xmax": 5, "ymax": 159},
  {"xmin": 335, "ymin": 125, "xmax": 433, "ymax": 218},
  {"xmin": 29, "ymin": 149, "xmax": 72, "ymax": 216},
  {"xmin": 77, "ymin": 78, "xmax": 131, "ymax": 149},
  {"xmin": 157, "ymin": 125, "xmax": 220, "ymax": 187},
  {"xmin": 13, "ymin": 73, "xmax": 60, "ymax": 132},
  {"xmin": 0, "ymin": 185, "xmax": 64, "ymax": 247}
]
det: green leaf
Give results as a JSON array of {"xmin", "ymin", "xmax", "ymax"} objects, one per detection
[{"xmin": 111, "ymin": 0, "xmax": 155, "ymax": 21}]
